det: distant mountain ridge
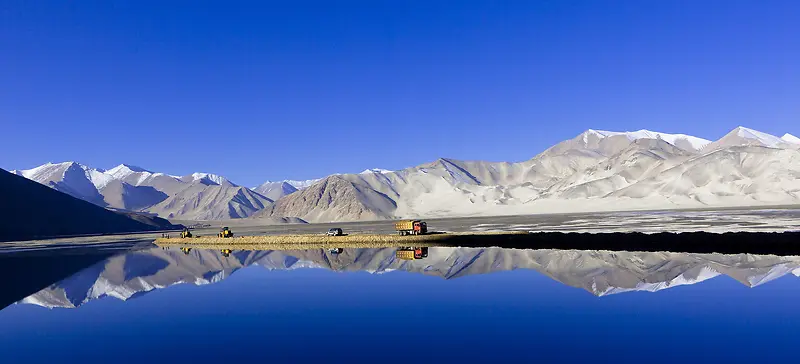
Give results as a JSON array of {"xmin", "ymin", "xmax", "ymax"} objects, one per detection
[
  {"xmin": 13, "ymin": 126, "xmax": 800, "ymax": 222},
  {"xmin": 11, "ymin": 162, "xmax": 272, "ymax": 220},
  {"xmin": 253, "ymin": 126, "xmax": 800, "ymax": 222}
]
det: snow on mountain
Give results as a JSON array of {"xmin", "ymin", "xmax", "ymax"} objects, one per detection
[
  {"xmin": 253, "ymin": 181, "xmax": 298, "ymax": 200},
  {"xmin": 782, "ymin": 133, "xmax": 800, "ymax": 144},
  {"xmin": 252, "ymin": 177, "xmax": 328, "ymax": 200},
  {"xmin": 704, "ymin": 126, "xmax": 792, "ymax": 151},
  {"xmin": 14, "ymin": 125, "xmax": 800, "ymax": 223},
  {"xmin": 260, "ymin": 126, "xmax": 800, "ymax": 222},
  {"xmin": 600, "ymin": 266, "xmax": 722, "ymax": 295},
  {"xmin": 106, "ymin": 164, "xmax": 151, "ymax": 180},
  {"xmin": 542, "ymin": 138, "xmax": 694, "ymax": 199},
  {"xmin": 87, "ymin": 169, "xmax": 116, "ymax": 189},
  {"xmin": 15, "ymin": 162, "xmax": 168, "ymax": 208},
  {"xmin": 15, "ymin": 162, "xmax": 72, "ymax": 180},
  {"xmin": 190, "ymin": 172, "xmax": 234, "ymax": 186},
  {"xmin": 360, "ymin": 168, "xmax": 393, "ymax": 174},
  {"xmin": 11, "ymin": 162, "xmax": 269, "ymax": 219},
  {"xmin": 586, "ymin": 129, "xmax": 711, "ymax": 152},
  {"xmin": 14, "ymin": 161, "xmax": 111, "ymax": 190},
  {"xmin": 1, "ymin": 168, "xmax": 179, "ymax": 243},
  {"xmin": 733, "ymin": 126, "xmax": 785, "ymax": 147},
  {"xmin": 256, "ymin": 178, "xmax": 321, "ymax": 191},
  {"xmin": 742, "ymin": 263, "xmax": 798, "ymax": 287},
  {"xmin": 105, "ymin": 164, "xmax": 185, "ymax": 187},
  {"xmin": 11, "ymin": 162, "xmax": 108, "ymax": 205},
  {"xmin": 609, "ymin": 145, "xmax": 800, "ymax": 205},
  {"xmin": 284, "ymin": 179, "xmax": 320, "ymax": 189}
]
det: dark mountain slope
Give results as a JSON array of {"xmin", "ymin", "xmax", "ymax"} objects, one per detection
[{"xmin": 0, "ymin": 169, "xmax": 179, "ymax": 242}]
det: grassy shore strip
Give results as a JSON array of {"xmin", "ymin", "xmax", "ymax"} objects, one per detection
[
  {"xmin": 153, "ymin": 235, "xmax": 449, "ymax": 250},
  {"xmin": 154, "ymin": 231, "xmax": 529, "ymax": 249},
  {"xmin": 156, "ymin": 234, "xmax": 447, "ymax": 245},
  {"xmin": 156, "ymin": 234, "xmax": 447, "ymax": 250},
  {"xmin": 153, "ymin": 231, "xmax": 800, "ymax": 256},
  {"xmin": 154, "ymin": 241, "xmax": 447, "ymax": 250}
]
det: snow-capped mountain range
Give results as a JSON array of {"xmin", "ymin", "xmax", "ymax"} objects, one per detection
[
  {"xmin": 256, "ymin": 126, "xmax": 800, "ymax": 222},
  {"xmin": 11, "ymin": 163, "xmax": 269, "ymax": 220},
  {"xmin": 19, "ymin": 246, "xmax": 800, "ymax": 309},
  {"xmin": 10, "ymin": 126, "xmax": 800, "ymax": 222}
]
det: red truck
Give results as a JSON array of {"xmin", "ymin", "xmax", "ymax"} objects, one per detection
[{"xmin": 395, "ymin": 220, "xmax": 428, "ymax": 236}]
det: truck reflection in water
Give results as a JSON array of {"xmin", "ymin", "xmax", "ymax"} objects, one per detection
[{"xmin": 396, "ymin": 247, "xmax": 429, "ymax": 260}]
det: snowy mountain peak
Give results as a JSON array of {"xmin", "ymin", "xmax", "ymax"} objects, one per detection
[
  {"xmin": 114, "ymin": 164, "xmax": 149, "ymax": 173},
  {"xmin": 14, "ymin": 161, "xmax": 83, "ymax": 181},
  {"xmin": 360, "ymin": 168, "xmax": 393, "ymax": 174},
  {"xmin": 49, "ymin": 161, "xmax": 83, "ymax": 170},
  {"xmin": 580, "ymin": 129, "xmax": 711, "ymax": 151},
  {"xmin": 781, "ymin": 133, "xmax": 800, "ymax": 144},
  {"xmin": 425, "ymin": 158, "xmax": 460, "ymax": 167},
  {"xmin": 726, "ymin": 126, "xmax": 785, "ymax": 147},
  {"xmin": 253, "ymin": 180, "xmax": 299, "ymax": 200},
  {"xmin": 191, "ymin": 172, "xmax": 231, "ymax": 186},
  {"xmin": 263, "ymin": 179, "xmax": 321, "ymax": 190},
  {"xmin": 584, "ymin": 129, "xmax": 616, "ymax": 138},
  {"xmin": 87, "ymin": 169, "xmax": 115, "ymax": 189},
  {"xmin": 107, "ymin": 164, "xmax": 151, "ymax": 179}
]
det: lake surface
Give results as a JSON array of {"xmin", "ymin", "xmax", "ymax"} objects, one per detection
[{"xmin": 2, "ymin": 244, "xmax": 800, "ymax": 363}]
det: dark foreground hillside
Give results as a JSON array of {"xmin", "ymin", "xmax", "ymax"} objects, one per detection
[{"xmin": 0, "ymin": 169, "xmax": 181, "ymax": 242}]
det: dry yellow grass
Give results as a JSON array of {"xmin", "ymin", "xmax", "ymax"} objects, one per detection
[{"xmin": 154, "ymin": 232, "xmax": 529, "ymax": 250}]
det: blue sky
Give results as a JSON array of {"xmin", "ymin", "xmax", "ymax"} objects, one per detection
[{"xmin": 2, "ymin": 1, "xmax": 798, "ymax": 186}]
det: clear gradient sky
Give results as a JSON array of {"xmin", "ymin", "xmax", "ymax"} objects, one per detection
[{"xmin": 2, "ymin": 1, "xmax": 798, "ymax": 186}]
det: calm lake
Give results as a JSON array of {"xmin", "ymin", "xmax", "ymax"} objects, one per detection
[{"xmin": 2, "ymin": 245, "xmax": 799, "ymax": 363}]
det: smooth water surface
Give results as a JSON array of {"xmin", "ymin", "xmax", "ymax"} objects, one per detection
[{"xmin": 2, "ymin": 245, "xmax": 800, "ymax": 363}]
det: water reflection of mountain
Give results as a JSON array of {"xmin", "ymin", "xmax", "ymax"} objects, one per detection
[{"xmin": 21, "ymin": 247, "xmax": 800, "ymax": 308}]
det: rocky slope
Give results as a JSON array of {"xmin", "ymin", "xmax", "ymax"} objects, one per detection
[
  {"xmin": 256, "ymin": 175, "xmax": 397, "ymax": 222},
  {"xmin": 147, "ymin": 184, "xmax": 271, "ymax": 220}
]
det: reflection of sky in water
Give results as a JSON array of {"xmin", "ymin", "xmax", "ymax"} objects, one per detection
[{"xmin": 2, "ymin": 258, "xmax": 800, "ymax": 363}]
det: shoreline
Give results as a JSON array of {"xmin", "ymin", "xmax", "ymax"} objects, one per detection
[{"xmin": 155, "ymin": 231, "xmax": 800, "ymax": 256}]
